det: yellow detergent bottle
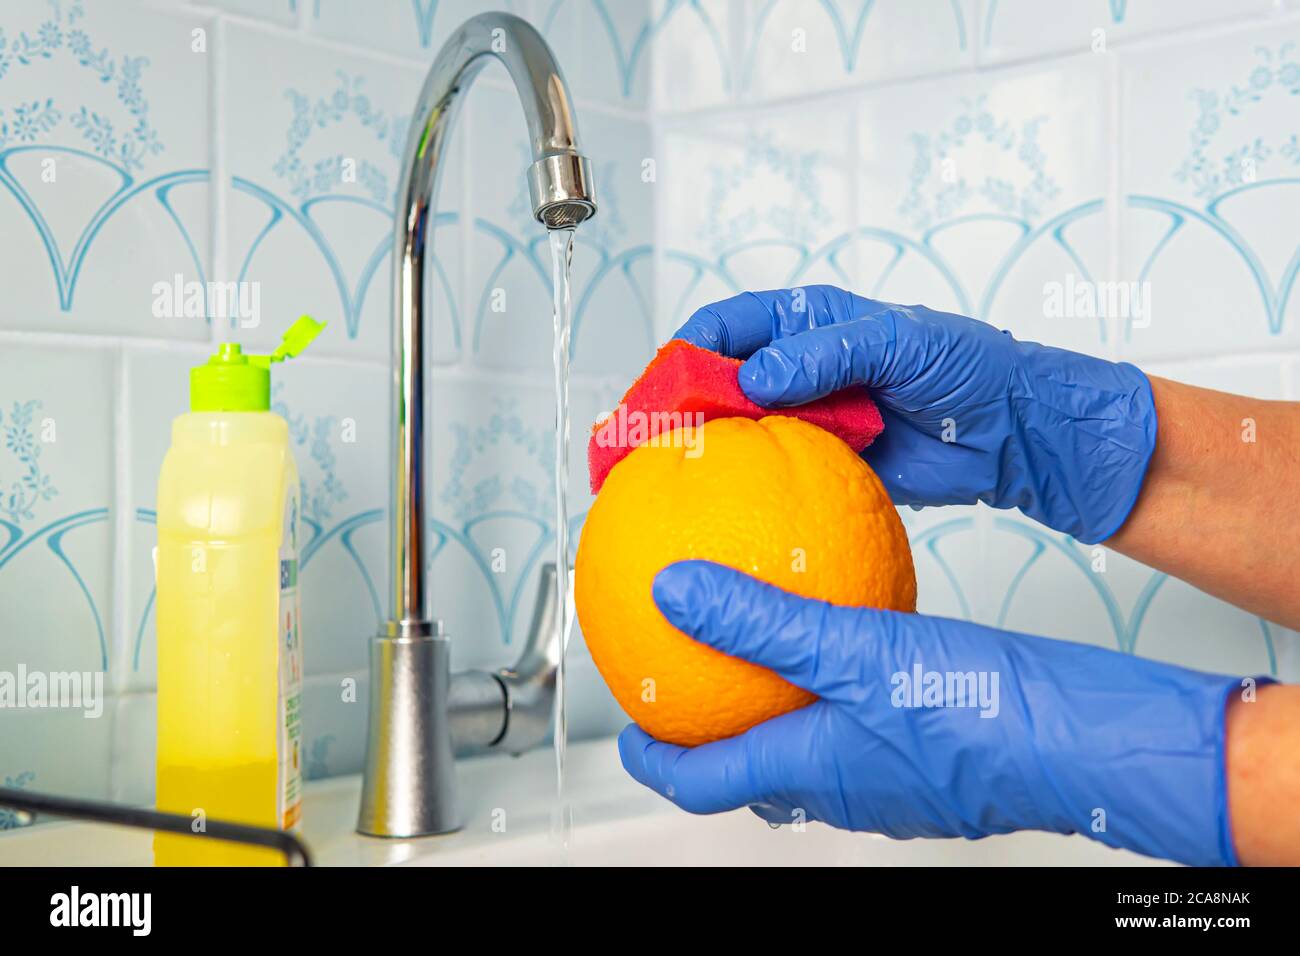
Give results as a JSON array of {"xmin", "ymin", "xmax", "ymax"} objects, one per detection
[{"xmin": 154, "ymin": 316, "xmax": 324, "ymax": 866}]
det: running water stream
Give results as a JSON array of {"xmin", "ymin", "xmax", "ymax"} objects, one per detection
[{"xmin": 549, "ymin": 227, "xmax": 577, "ymax": 860}]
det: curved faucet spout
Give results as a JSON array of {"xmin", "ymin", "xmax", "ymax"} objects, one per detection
[
  {"xmin": 359, "ymin": 13, "xmax": 595, "ymax": 840},
  {"xmin": 392, "ymin": 12, "xmax": 595, "ymax": 629}
]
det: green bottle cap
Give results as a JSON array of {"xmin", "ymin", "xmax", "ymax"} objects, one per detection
[{"xmin": 190, "ymin": 316, "xmax": 326, "ymax": 412}]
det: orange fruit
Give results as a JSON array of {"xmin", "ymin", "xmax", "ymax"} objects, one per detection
[{"xmin": 574, "ymin": 415, "xmax": 916, "ymax": 747}]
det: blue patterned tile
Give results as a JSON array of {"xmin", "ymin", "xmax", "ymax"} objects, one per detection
[
  {"xmin": 222, "ymin": 22, "xmax": 459, "ymax": 361},
  {"xmin": 857, "ymin": 57, "xmax": 1111, "ymax": 356},
  {"xmin": 0, "ymin": 342, "xmax": 114, "ymax": 812},
  {"xmin": 121, "ymin": 347, "xmax": 200, "ymax": 693},
  {"xmin": 902, "ymin": 506, "xmax": 986, "ymax": 622},
  {"xmin": 984, "ymin": 513, "xmax": 1153, "ymax": 653},
  {"xmin": 651, "ymin": 0, "xmax": 738, "ymax": 112},
  {"xmin": 463, "ymin": 80, "xmax": 654, "ymax": 376},
  {"xmin": 309, "ymin": 0, "xmax": 532, "ymax": 61},
  {"xmin": 0, "ymin": 707, "xmax": 113, "ymax": 814},
  {"xmin": 741, "ymin": 0, "xmax": 975, "ymax": 100},
  {"xmin": 427, "ymin": 375, "xmax": 605, "ymax": 672},
  {"xmin": 301, "ymin": 670, "xmax": 368, "ymax": 780},
  {"xmin": 542, "ymin": 0, "xmax": 655, "ymax": 107},
  {"xmin": 1119, "ymin": 23, "xmax": 1300, "ymax": 362},
  {"xmin": 1134, "ymin": 575, "xmax": 1281, "ymax": 678},
  {"xmin": 202, "ymin": 0, "xmax": 300, "ymax": 26},
  {"xmin": 979, "ymin": 0, "xmax": 1276, "ymax": 65},
  {"xmin": 0, "ymin": 344, "xmax": 114, "ymax": 680},
  {"xmin": 0, "ymin": 0, "xmax": 211, "ymax": 338},
  {"xmin": 658, "ymin": 99, "xmax": 859, "ymax": 332},
  {"xmin": 274, "ymin": 358, "xmax": 389, "ymax": 676},
  {"xmin": 981, "ymin": 511, "xmax": 1281, "ymax": 678}
]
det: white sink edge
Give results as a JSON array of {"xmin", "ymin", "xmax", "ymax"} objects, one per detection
[{"xmin": 0, "ymin": 737, "xmax": 1167, "ymax": 867}]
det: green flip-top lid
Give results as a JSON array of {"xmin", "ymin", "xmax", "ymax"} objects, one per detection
[{"xmin": 190, "ymin": 316, "xmax": 326, "ymax": 412}]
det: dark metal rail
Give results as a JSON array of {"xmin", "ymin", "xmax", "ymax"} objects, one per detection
[{"xmin": 0, "ymin": 788, "xmax": 312, "ymax": 867}]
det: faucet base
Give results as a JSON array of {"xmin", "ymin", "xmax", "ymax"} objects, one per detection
[{"xmin": 357, "ymin": 621, "xmax": 461, "ymax": 838}]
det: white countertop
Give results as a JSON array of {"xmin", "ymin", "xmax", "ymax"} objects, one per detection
[{"xmin": 0, "ymin": 737, "xmax": 1164, "ymax": 867}]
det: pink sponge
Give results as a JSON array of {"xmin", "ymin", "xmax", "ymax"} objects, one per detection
[{"xmin": 587, "ymin": 339, "xmax": 884, "ymax": 493}]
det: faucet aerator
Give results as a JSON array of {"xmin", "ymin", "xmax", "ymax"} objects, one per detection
[{"xmin": 528, "ymin": 153, "xmax": 597, "ymax": 229}]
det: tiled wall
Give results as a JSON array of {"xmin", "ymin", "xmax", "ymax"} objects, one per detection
[
  {"xmin": 3, "ymin": 0, "xmax": 1300, "ymax": 824},
  {"xmin": 650, "ymin": 0, "xmax": 1300, "ymax": 684},
  {"xmin": 0, "ymin": 0, "xmax": 649, "ymax": 816}
]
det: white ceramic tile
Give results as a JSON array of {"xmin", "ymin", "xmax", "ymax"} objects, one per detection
[
  {"xmin": 1272, "ymin": 625, "xmax": 1300, "ymax": 684},
  {"xmin": 857, "ymin": 56, "xmax": 1111, "ymax": 356},
  {"xmin": 271, "ymin": 359, "xmax": 389, "ymax": 676},
  {"xmin": 309, "ymin": 0, "xmax": 532, "ymax": 62},
  {"xmin": 427, "ymin": 375, "xmax": 605, "ymax": 672},
  {"xmin": 1119, "ymin": 23, "xmax": 1300, "ymax": 362},
  {"xmin": 0, "ymin": 0, "xmax": 211, "ymax": 338},
  {"xmin": 3, "ymin": 338, "xmax": 113, "ymax": 818},
  {"xmin": 301, "ymin": 670, "xmax": 368, "ymax": 780},
  {"xmin": 0, "ymin": 344, "xmax": 114, "ymax": 679},
  {"xmin": 560, "ymin": 105, "xmax": 656, "ymax": 377},
  {"xmin": 741, "ymin": 0, "xmax": 975, "ymax": 101},
  {"xmin": 651, "ymin": 0, "xmax": 738, "ymax": 112},
  {"xmin": 1133, "ymin": 575, "xmax": 1281, "ymax": 677},
  {"xmin": 984, "ymin": 514, "xmax": 1143, "ymax": 653},
  {"xmin": 978, "ymin": 510, "xmax": 1277, "ymax": 677},
  {"xmin": 903, "ymin": 506, "xmax": 986, "ymax": 622},
  {"xmin": 1145, "ymin": 356, "xmax": 1289, "ymax": 400},
  {"xmin": 0, "ymin": 706, "xmax": 114, "ymax": 815},
  {"xmin": 109, "ymin": 691, "xmax": 155, "ymax": 806},
  {"xmin": 559, "ymin": 642, "xmax": 628, "ymax": 741},
  {"xmin": 542, "ymin": 0, "xmax": 655, "ymax": 107},
  {"xmin": 457, "ymin": 74, "xmax": 546, "ymax": 373},
  {"xmin": 463, "ymin": 80, "xmax": 655, "ymax": 375},
  {"xmin": 223, "ymin": 23, "xmax": 461, "ymax": 361},
  {"xmin": 202, "ymin": 0, "xmax": 299, "ymax": 26},
  {"xmin": 658, "ymin": 97, "xmax": 859, "ymax": 331},
  {"xmin": 979, "ymin": 0, "xmax": 1277, "ymax": 65},
  {"xmin": 121, "ymin": 346, "xmax": 201, "ymax": 693}
]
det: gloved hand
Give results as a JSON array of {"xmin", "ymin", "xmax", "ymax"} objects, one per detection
[
  {"xmin": 674, "ymin": 286, "xmax": 1156, "ymax": 544},
  {"xmin": 619, "ymin": 560, "xmax": 1251, "ymax": 866}
]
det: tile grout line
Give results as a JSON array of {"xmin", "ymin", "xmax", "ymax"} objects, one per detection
[
  {"xmin": 161, "ymin": 1, "xmax": 1297, "ymax": 129},
  {"xmin": 658, "ymin": 7, "xmax": 1300, "ymax": 125},
  {"xmin": 1106, "ymin": 45, "xmax": 1123, "ymax": 363},
  {"xmin": 111, "ymin": 665, "xmax": 372, "ymax": 702},
  {"xmin": 210, "ymin": 13, "xmax": 229, "ymax": 347},
  {"xmin": 0, "ymin": 329, "xmax": 631, "ymax": 391},
  {"xmin": 6, "ymin": 327, "xmax": 1300, "ymax": 381},
  {"xmin": 108, "ymin": 341, "xmax": 132, "ymax": 801},
  {"xmin": 187, "ymin": 5, "xmax": 653, "ymax": 124},
  {"xmin": 0, "ymin": 330, "xmax": 211, "ymax": 354}
]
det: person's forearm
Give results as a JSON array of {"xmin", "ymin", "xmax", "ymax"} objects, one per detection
[
  {"xmin": 1107, "ymin": 376, "xmax": 1300, "ymax": 629},
  {"xmin": 1227, "ymin": 683, "xmax": 1300, "ymax": 864}
]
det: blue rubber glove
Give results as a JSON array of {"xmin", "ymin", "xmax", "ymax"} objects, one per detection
[
  {"xmin": 619, "ymin": 561, "xmax": 1252, "ymax": 867},
  {"xmin": 673, "ymin": 286, "xmax": 1157, "ymax": 544}
]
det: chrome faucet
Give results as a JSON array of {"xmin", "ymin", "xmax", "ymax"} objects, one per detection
[{"xmin": 357, "ymin": 13, "xmax": 596, "ymax": 839}]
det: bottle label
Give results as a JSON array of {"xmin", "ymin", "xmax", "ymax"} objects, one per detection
[{"xmin": 278, "ymin": 488, "xmax": 304, "ymax": 829}]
